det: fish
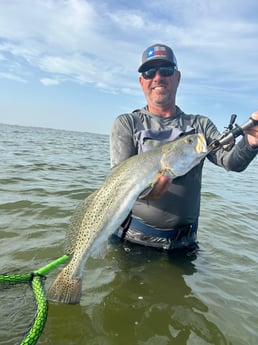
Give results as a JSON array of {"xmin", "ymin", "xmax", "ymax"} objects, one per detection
[{"xmin": 48, "ymin": 133, "xmax": 207, "ymax": 304}]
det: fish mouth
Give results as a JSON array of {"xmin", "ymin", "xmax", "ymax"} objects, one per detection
[{"xmin": 196, "ymin": 133, "xmax": 208, "ymax": 154}]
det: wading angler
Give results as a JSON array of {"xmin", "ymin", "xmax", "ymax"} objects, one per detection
[{"xmin": 109, "ymin": 43, "xmax": 258, "ymax": 250}]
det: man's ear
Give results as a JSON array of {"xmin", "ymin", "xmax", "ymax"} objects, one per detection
[
  {"xmin": 139, "ymin": 75, "xmax": 144, "ymax": 88},
  {"xmin": 176, "ymin": 70, "xmax": 181, "ymax": 85}
]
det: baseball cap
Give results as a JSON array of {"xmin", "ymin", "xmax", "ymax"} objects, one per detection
[{"xmin": 138, "ymin": 43, "xmax": 178, "ymax": 72}]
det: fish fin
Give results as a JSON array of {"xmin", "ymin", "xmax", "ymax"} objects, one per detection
[
  {"xmin": 138, "ymin": 185, "xmax": 154, "ymax": 199},
  {"xmin": 138, "ymin": 172, "xmax": 163, "ymax": 199},
  {"xmin": 64, "ymin": 191, "xmax": 98, "ymax": 255},
  {"xmin": 48, "ymin": 267, "xmax": 82, "ymax": 304},
  {"xmin": 90, "ymin": 240, "xmax": 109, "ymax": 259}
]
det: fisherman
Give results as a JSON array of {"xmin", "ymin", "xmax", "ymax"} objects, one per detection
[{"xmin": 110, "ymin": 43, "xmax": 258, "ymax": 252}]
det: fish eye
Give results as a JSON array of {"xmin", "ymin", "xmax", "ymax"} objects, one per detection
[{"xmin": 186, "ymin": 137, "xmax": 193, "ymax": 144}]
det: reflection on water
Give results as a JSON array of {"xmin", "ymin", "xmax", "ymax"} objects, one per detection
[
  {"xmin": 44, "ymin": 245, "xmax": 229, "ymax": 345},
  {"xmin": 0, "ymin": 124, "xmax": 257, "ymax": 345}
]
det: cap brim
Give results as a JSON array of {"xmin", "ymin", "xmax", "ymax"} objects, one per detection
[{"xmin": 138, "ymin": 59, "xmax": 175, "ymax": 72}]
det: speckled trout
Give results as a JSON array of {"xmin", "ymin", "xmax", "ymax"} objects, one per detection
[{"xmin": 48, "ymin": 133, "xmax": 207, "ymax": 304}]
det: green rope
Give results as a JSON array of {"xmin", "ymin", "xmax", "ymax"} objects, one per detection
[
  {"xmin": 20, "ymin": 275, "xmax": 48, "ymax": 345},
  {"xmin": 0, "ymin": 272, "xmax": 31, "ymax": 284},
  {"xmin": 0, "ymin": 254, "xmax": 70, "ymax": 345}
]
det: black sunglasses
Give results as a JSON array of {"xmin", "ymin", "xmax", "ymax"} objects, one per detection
[{"xmin": 141, "ymin": 66, "xmax": 176, "ymax": 80}]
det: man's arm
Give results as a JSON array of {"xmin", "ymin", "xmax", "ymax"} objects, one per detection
[
  {"xmin": 207, "ymin": 112, "xmax": 258, "ymax": 172},
  {"xmin": 110, "ymin": 114, "xmax": 137, "ymax": 168}
]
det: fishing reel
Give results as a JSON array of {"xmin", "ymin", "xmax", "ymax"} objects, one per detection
[{"xmin": 208, "ymin": 114, "xmax": 258, "ymax": 152}]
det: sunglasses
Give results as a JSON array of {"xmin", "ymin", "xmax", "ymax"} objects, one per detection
[{"xmin": 141, "ymin": 66, "xmax": 176, "ymax": 80}]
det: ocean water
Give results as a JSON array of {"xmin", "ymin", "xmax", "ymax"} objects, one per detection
[{"xmin": 0, "ymin": 123, "xmax": 257, "ymax": 345}]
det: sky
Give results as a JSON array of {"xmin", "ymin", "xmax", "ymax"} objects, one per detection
[{"xmin": 0, "ymin": 0, "xmax": 258, "ymax": 135}]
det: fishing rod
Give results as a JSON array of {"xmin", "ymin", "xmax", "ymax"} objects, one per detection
[
  {"xmin": 0, "ymin": 254, "xmax": 70, "ymax": 345},
  {"xmin": 208, "ymin": 114, "xmax": 258, "ymax": 151}
]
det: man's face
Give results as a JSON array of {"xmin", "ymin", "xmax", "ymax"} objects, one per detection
[{"xmin": 139, "ymin": 62, "xmax": 181, "ymax": 110}]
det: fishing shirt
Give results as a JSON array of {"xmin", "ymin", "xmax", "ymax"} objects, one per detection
[{"xmin": 110, "ymin": 106, "xmax": 257, "ymax": 230}]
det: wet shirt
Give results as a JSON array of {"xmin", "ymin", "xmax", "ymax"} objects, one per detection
[{"xmin": 110, "ymin": 106, "xmax": 257, "ymax": 229}]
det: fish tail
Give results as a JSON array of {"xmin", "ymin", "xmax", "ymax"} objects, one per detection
[{"xmin": 48, "ymin": 267, "xmax": 82, "ymax": 304}]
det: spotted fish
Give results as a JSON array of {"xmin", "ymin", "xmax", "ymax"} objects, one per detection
[{"xmin": 48, "ymin": 133, "xmax": 207, "ymax": 304}]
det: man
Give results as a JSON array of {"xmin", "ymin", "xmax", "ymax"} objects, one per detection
[{"xmin": 110, "ymin": 43, "xmax": 258, "ymax": 251}]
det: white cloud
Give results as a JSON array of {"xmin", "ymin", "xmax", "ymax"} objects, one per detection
[
  {"xmin": 108, "ymin": 11, "xmax": 145, "ymax": 30},
  {"xmin": 0, "ymin": 0, "xmax": 257, "ymax": 100},
  {"xmin": 40, "ymin": 77, "xmax": 60, "ymax": 86},
  {"xmin": 0, "ymin": 72, "xmax": 26, "ymax": 82}
]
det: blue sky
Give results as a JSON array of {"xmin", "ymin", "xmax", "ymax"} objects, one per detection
[{"xmin": 0, "ymin": 0, "xmax": 257, "ymax": 134}]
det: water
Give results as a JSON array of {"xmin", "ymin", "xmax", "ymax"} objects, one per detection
[{"xmin": 0, "ymin": 123, "xmax": 257, "ymax": 345}]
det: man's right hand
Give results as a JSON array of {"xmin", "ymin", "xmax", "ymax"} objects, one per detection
[{"xmin": 144, "ymin": 175, "xmax": 172, "ymax": 200}]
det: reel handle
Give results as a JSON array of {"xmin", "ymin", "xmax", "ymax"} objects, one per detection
[{"xmin": 208, "ymin": 116, "xmax": 258, "ymax": 150}]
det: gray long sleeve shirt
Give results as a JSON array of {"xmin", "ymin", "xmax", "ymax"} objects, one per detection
[{"xmin": 110, "ymin": 106, "xmax": 257, "ymax": 229}]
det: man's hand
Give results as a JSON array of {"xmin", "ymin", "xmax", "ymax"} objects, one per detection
[
  {"xmin": 144, "ymin": 175, "xmax": 172, "ymax": 200},
  {"xmin": 246, "ymin": 111, "xmax": 258, "ymax": 147}
]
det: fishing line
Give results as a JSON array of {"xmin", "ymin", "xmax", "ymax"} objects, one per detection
[{"xmin": 0, "ymin": 254, "xmax": 70, "ymax": 345}]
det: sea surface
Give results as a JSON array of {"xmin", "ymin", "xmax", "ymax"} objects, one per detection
[{"xmin": 0, "ymin": 123, "xmax": 257, "ymax": 345}]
